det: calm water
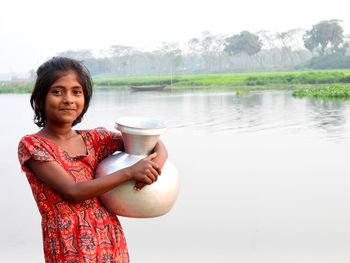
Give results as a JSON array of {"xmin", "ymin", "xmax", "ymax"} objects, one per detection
[{"xmin": 2, "ymin": 89, "xmax": 350, "ymax": 263}]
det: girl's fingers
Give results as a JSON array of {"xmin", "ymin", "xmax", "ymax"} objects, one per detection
[
  {"xmin": 132, "ymin": 158, "xmax": 161, "ymax": 191},
  {"xmin": 143, "ymin": 176, "xmax": 153, "ymax": 185},
  {"xmin": 145, "ymin": 170, "xmax": 157, "ymax": 184},
  {"xmin": 134, "ymin": 182, "xmax": 146, "ymax": 191},
  {"xmin": 145, "ymin": 152, "xmax": 157, "ymax": 160},
  {"xmin": 152, "ymin": 161, "xmax": 161, "ymax": 175},
  {"xmin": 148, "ymin": 167, "xmax": 159, "ymax": 182},
  {"xmin": 147, "ymin": 160, "xmax": 161, "ymax": 175},
  {"xmin": 134, "ymin": 168, "xmax": 159, "ymax": 191}
]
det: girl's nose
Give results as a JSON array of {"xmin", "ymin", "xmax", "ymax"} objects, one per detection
[{"xmin": 63, "ymin": 93, "xmax": 74, "ymax": 104}]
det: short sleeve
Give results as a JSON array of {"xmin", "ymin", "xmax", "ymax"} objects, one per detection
[
  {"xmin": 89, "ymin": 127, "xmax": 124, "ymax": 162},
  {"xmin": 18, "ymin": 135, "xmax": 55, "ymax": 173}
]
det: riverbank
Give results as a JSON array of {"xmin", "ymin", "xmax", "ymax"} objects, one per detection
[
  {"xmin": 2, "ymin": 70, "xmax": 350, "ymax": 94},
  {"xmin": 93, "ymin": 70, "xmax": 350, "ymax": 87}
]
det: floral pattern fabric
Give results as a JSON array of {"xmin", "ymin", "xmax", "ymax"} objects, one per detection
[{"xmin": 18, "ymin": 127, "xmax": 130, "ymax": 263}]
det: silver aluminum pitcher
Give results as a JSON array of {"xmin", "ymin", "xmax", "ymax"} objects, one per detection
[{"xmin": 95, "ymin": 117, "xmax": 180, "ymax": 218}]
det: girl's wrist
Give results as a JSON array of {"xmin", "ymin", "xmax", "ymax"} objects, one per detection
[{"xmin": 121, "ymin": 167, "xmax": 133, "ymax": 181}]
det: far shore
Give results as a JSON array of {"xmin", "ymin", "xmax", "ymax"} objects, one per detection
[
  {"xmin": 1, "ymin": 70, "xmax": 350, "ymax": 94},
  {"xmin": 0, "ymin": 83, "xmax": 339, "ymax": 94}
]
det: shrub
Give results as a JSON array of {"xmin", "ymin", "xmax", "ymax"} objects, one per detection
[{"xmin": 292, "ymin": 85, "xmax": 350, "ymax": 99}]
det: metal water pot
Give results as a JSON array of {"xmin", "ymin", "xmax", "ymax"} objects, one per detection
[{"xmin": 95, "ymin": 117, "xmax": 180, "ymax": 218}]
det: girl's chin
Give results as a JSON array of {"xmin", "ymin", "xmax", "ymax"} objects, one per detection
[{"xmin": 47, "ymin": 118, "xmax": 78, "ymax": 125}]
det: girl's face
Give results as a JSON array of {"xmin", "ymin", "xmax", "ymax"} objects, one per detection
[{"xmin": 44, "ymin": 71, "xmax": 85, "ymax": 126}]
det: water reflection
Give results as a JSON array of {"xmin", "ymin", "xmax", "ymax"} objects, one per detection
[
  {"xmin": 306, "ymin": 99, "xmax": 349, "ymax": 141},
  {"xmin": 89, "ymin": 89, "xmax": 350, "ymax": 142}
]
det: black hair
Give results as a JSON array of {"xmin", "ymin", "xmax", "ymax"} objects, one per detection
[{"xmin": 30, "ymin": 57, "xmax": 93, "ymax": 127}]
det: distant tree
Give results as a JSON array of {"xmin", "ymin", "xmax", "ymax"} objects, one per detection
[
  {"xmin": 224, "ymin": 31, "xmax": 262, "ymax": 69},
  {"xmin": 303, "ymin": 19, "xmax": 344, "ymax": 56},
  {"xmin": 187, "ymin": 38, "xmax": 201, "ymax": 54},
  {"xmin": 343, "ymin": 34, "xmax": 350, "ymax": 55},
  {"xmin": 108, "ymin": 45, "xmax": 140, "ymax": 74},
  {"xmin": 109, "ymin": 45, "xmax": 137, "ymax": 57},
  {"xmin": 159, "ymin": 42, "xmax": 183, "ymax": 72},
  {"xmin": 186, "ymin": 32, "xmax": 225, "ymax": 70},
  {"xmin": 224, "ymin": 31, "xmax": 262, "ymax": 56},
  {"xmin": 28, "ymin": 69, "xmax": 36, "ymax": 80},
  {"xmin": 275, "ymin": 28, "xmax": 305, "ymax": 66},
  {"xmin": 187, "ymin": 32, "xmax": 224, "ymax": 70},
  {"xmin": 257, "ymin": 29, "xmax": 310, "ymax": 68},
  {"xmin": 84, "ymin": 58, "xmax": 112, "ymax": 76},
  {"xmin": 56, "ymin": 49, "xmax": 94, "ymax": 60},
  {"xmin": 334, "ymin": 33, "xmax": 350, "ymax": 55},
  {"xmin": 257, "ymin": 30, "xmax": 280, "ymax": 66},
  {"xmin": 185, "ymin": 37, "xmax": 201, "ymax": 70}
]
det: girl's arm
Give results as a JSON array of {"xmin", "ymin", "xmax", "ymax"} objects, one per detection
[
  {"xmin": 26, "ymin": 153, "xmax": 161, "ymax": 203},
  {"xmin": 152, "ymin": 140, "xmax": 168, "ymax": 170},
  {"xmin": 134, "ymin": 140, "xmax": 168, "ymax": 190}
]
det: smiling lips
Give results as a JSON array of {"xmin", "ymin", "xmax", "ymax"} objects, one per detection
[{"xmin": 60, "ymin": 108, "xmax": 76, "ymax": 111}]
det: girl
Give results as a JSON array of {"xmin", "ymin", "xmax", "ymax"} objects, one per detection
[{"xmin": 18, "ymin": 57, "xmax": 168, "ymax": 262}]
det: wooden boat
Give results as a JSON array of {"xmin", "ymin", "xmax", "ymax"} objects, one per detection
[{"xmin": 130, "ymin": 85, "xmax": 166, "ymax": 91}]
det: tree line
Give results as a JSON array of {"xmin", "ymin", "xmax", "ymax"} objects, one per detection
[{"xmin": 56, "ymin": 19, "xmax": 350, "ymax": 77}]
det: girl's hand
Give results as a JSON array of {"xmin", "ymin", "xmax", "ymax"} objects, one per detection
[
  {"xmin": 134, "ymin": 140, "xmax": 168, "ymax": 191},
  {"xmin": 128, "ymin": 152, "xmax": 161, "ymax": 189}
]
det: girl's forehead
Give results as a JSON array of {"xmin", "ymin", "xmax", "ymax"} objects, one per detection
[
  {"xmin": 57, "ymin": 70, "xmax": 79, "ymax": 79},
  {"xmin": 51, "ymin": 70, "xmax": 81, "ymax": 86}
]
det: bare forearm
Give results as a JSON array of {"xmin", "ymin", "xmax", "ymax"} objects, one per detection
[
  {"xmin": 63, "ymin": 168, "xmax": 131, "ymax": 203},
  {"xmin": 28, "ymin": 158, "xmax": 133, "ymax": 203},
  {"xmin": 28, "ymin": 151, "xmax": 160, "ymax": 202},
  {"xmin": 153, "ymin": 140, "xmax": 168, "ymax": 170}
]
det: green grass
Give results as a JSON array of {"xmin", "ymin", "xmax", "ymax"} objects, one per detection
[
  {"xmin": 3, "ymin": 70, "xmax": 350, "ymax": 94},
  {"xmin": 292, "ymin": 85, "xmax": 350, "ymax": 99},
  {"xmin": 93, "ymin": 74, "xmax": 248, "ymax": 86},
  {"xmin": 245, "ymin": 70, "xmax": 350, "ymax": 85},
  {"xmin": 0, "ymin": 86, "xmax": 33, "ymax": 93},
  {"xmin": 93, "ymin": 70, "xmax": 350, "ymax": 87}
]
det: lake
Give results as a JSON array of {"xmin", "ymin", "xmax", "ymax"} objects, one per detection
[{"xmin": 1, "ymin": 89, "xmax": 350, "ymax": 263}]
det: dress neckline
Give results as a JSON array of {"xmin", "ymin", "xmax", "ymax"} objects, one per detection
[{"xmin": 33, "ymin": 130, "xmax": 89, "ymax": 158}]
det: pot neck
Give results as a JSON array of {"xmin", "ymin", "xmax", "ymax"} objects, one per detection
[{"xmin": 122, "ymin": 132, "xmax": 159, "ymax": 156}]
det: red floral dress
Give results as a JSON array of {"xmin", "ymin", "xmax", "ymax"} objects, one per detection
[{"xmin": 18, "ymin": 127, "xmax": 130, "ymax": 263}]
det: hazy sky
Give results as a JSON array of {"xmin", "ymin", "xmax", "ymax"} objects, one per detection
[{"xmin": 1, "ymin": 0, "xmax": 349, "ymax": 75}]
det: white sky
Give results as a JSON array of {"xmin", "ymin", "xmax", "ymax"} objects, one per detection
[{"xmin": 1, "ymin": 0, "xmax": 349, "ymax": 75}]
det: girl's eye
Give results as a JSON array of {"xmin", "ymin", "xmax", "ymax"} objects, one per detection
[
  {"xmin": 52, "ymin": 89, "xmax": 61, "ymax": 95},
  {"xmin": 73, "ymin": 89, "xmax": 83, "ymax": 95}
]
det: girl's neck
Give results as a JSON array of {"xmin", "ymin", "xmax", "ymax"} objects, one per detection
[{"xmin": 39, "ymin": 124, "xmax": 76, "ymax": 141}]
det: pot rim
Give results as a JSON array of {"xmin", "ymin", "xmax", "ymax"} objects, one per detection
[{"xmin": 115, "ymin": 116, "xmax": 167, "ymax": 136}]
